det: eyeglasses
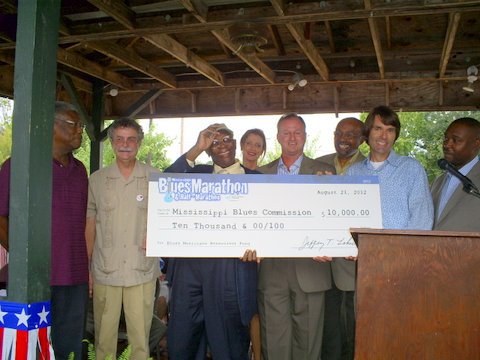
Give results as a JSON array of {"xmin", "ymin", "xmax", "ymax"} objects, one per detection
[
  {"xmin": 57, "ymin": 119, "xmax": 85, "ymax": 130},
  {"xmin": 334, "ymin": 131, "xmax": 361, "ymax": 139},
  {"xmin": 211, "ymin": 136, "xmax": 234, "ymax": 148}
]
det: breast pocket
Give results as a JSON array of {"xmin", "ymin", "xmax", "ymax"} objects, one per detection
[{"xmin": 97, "ymin": 190, "xmax": 117, "ymax": 248}]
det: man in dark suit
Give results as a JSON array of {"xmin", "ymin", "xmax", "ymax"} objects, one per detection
[
  {"xmin": 431, "ymin": 117, "xmax": 480, "ymax": 231},
  {"xmin": 316, "ymin": 117, "xmax": 365, "ymax": 360},
  {"xmin": 164, "ymin": 123, "xmax": 258, "ymax": 360},
  {"xmin": 258, "ymin": 113, "xmax": 335, "ymax": 360}
]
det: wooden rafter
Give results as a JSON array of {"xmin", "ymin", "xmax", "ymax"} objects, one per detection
[
  {"xmin": 88, "ymin": 0, "xmax": 224, "ymax": 87},
  {"xmin": 385, "ymin": 16, "xmax": 391, "ymax": 50},
  {"xmin": 0, "ymin": 0, "xmax": 16, "ymax": 13},
  {"xmin": 286, "ymin": 22, "xmax": 329, "ymax": 81},
  {"xmin": 270, "ymin": 0, "xmax": 329, "ymax": 81},
  {"xmin": 365, "ymin": 0, "xmax": 385, "ymax": 79},
  {"xmin": 178, "ymin": 0, "xmax": 276, "ymax": 85},
  {"xmin": 57, "ymin": 47, "xmax": 134, "ymax": 89},
  {"xmin": 144, "ymin": 34, "xmax": 225, "ymax": 86},
  {"xmin": 0, "ymin": 64, "xmax": 13, "ymax": 96},
  {"xmin": 439, "ymin": 12, "xmax": 461, "ymax": 78},
  {"xmin": 58, "ymin": 71, "xmax": 92, "ymax": 93},
  {"xmin": 46, "ymin": 2, "xmax": 480, "ymax": 47},
  {"xmin": 84, "ymin": 40, "xmax": 177, "ymax": 88},
  {"xmin": 122, "ymin": 89, "xmax": 163, "ymax": 118},
  {"xmin": 268, "ymin": 24, "xmax": 285, "ymax": 56},
  {"xmin": 87, "ymin": 0, "xmax": 136, "ymax": 29},
  {"xmin": 324, "ymin": 21, "xmax": 336, "ymax": 54},
  {"xmin": 0, "ymin": 51, "xmax": 14, "ymax": 64}
]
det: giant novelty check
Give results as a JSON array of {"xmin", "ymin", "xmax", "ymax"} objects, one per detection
[{"xmin": 146, "ymin": 173, "xmax": 382, "ymax": 257}]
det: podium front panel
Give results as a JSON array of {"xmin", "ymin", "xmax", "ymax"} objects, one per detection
[{"xmin": 354, "ymin": 230, "xmax": 480, "ymax": 359}]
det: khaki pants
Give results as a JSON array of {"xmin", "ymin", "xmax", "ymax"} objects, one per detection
[{"xmin": 93, "ymin": 280, "xmax": 156, "ymax": 360}]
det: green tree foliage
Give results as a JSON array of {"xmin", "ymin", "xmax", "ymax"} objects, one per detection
[{"xmin": 359, "ymin": 111, "xmax": 480, "ymax": 182}]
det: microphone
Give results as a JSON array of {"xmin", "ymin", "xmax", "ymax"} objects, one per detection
[{"xmin": 437, "ymin": 158, "xmax": 480, "ymax": 196}]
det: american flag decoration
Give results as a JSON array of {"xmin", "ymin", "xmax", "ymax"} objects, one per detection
[{"xmin": 0, "ymin": 300, "xmax": 55, "ymax": 360}]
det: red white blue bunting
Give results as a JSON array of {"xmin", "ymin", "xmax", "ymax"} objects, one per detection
[{"xmin": 0, "ymin": 301, "xmax": 54, "ymax": 360}]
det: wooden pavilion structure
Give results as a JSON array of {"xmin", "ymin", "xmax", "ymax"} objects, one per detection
[
  {"xmin": 0, "ymin": 0, "xmax": 479, "ymax": 326},
  {"xmin": 1, "ymin": 0, "xmax": 480, "ymax": 121}
]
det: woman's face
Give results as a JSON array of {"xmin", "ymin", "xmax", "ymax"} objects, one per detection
[{"xmin": 241, "ymin": 133, "xmax": 265, "ymax": 164}]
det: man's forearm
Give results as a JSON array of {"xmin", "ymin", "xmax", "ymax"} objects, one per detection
[{"xmin": 85, "ymin": 217, "xmax": 96, "ymax": 265}]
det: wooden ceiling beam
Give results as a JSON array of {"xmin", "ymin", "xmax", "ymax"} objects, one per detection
[
  {"xmin": 144, "ymin": 34, "xmax": 225, "ymax": 86},
  {"xmin": 270, "ymin": 0, "xmax": 329, "ymax": 81},
  {"xmin": 122, "ymin": 88, "xmax": 163, "ymax": 118},
  {"xmin": 0, "ymin": 51, "xmax": 14, "ymax": 65},
  {"xmin": 439, "ymin": 12, "xmax": 461, "ymax": 78},
  {"xmin": 58, "ymin": 71, "xmax": 92, "ymax": 93},
  {"xmin": 324, "ymin": 21, "xmax": 336, "ymax": 54},
  {"xmin": 0, "ymin": 32, "xmax": 14, "ymax": 43},
  {"xmin": 84, "ymin": 40, "xmax": 177, "ymax": 88},
  {"xmin": 212, "ymin": 29, "xmax": 277, "ymax": 84},
  {"xmin": 57, "ymin": 47, "xmax": 134, "ymax": 89},
  {"xmin": 287, "ymin": 23, "xmax": 329, "ymax": 80},
  {"xmin": 365, "ymin": 0, "xmax": 385, "ymax": 79},
  {"xmin": 0, "ymin": 64, "xmax": 13, "ymax": 97},
  {"xmin": 46, "ymin": 2, "xmax": 480, "ymax": 46},
  {"xmin": 0, "ymin": 0, "xmax": 16, "ymax": 13},
  {"xmin": 87, "ymin": 0, "xmax": 136, "ymax": 29},
  {"xmin": 178, "ymin": 0, "xmax": 276, "ymax": 85},
  {"xmin": 59, "ymin": 20, "xmax": 71, "ymax": 36},
  {"xmin": 268, "ymin": 24, "xmax": 285, "ymax": 56},
  {"xmin": 385, "ymin": 16, "xmax": 391, "ymax": 50},
  {"xmin": 88, "ymin": 0, "xmax": 224, "ymax": 87}
]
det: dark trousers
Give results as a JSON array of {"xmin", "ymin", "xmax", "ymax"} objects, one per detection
[
  {"xmin": 51, "ymin": 283, "xmax": 89, "ymax": 360},
  {"xmin": 321, "ymin": 284, "xmax": 355, "ymax": 360},
  {"xmin": 168, "ymin": 259, "xmax": 250, "ymax": 360}
]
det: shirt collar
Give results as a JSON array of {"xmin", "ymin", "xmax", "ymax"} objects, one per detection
[
  {"xmin": 334, "ymin": 151, "xmax": 361, "ymax": 175},
  {"xmin": 53, "ymin": 153, "xmax": 75, "ymax": 168},
  {"xmin": 107, "ymin": 159, "xmax": 140, "ymax": 179},
  {"xmin": 458, "ymin": 156, "xmax": 479, "ymax": 176},
  {"xmin": 278, "ymin": 154, "xmax": 304, "ymax": 174},
  {"xmin": 366, "ymin": 150, "xmax": 401, "ymax": 169},
  {"xmin": 213, "ymin": 159, "xmax": 245, "ymax": 174}
]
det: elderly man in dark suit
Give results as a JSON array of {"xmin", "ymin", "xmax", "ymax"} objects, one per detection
[
  {"xmin": 431, "ymin": 117, "xmax": 480, "ymax": 231},
  {"xmin": 258, "ymin": 113, "xmax": 335, "ymax": 360},
  {"xmin": 164, "ymin": 123, "xmax": 259, "ymax": 360}
]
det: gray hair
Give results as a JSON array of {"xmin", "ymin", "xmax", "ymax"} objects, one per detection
[
  {"xmin": 107, "ymin": 117, "xmax": 145, "ymax": 142},
  {"xmin": 54, "ymin": 101, "xmax": 79, "ymax": 116}
]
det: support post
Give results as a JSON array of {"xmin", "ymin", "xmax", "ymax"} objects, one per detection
[{"xmin": 0, "ymin": 1, "xmax": 61, "ymax": 357}]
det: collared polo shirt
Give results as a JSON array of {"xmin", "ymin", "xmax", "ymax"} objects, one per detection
[{"xmin": 0, "ymin": 155, "xmax": 89, "ymax": 285}]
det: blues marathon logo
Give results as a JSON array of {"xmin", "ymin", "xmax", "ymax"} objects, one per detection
[{"xmin": 158, "ymin": 176, "xmax": 249, "ymax": 202}]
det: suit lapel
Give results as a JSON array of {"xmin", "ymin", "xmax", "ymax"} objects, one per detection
[
  {"xmin": 299, "ymin": 156, "xmax": 313, "ymax": 175},
  {"xmin": 437, "ymin": 161, "xmax": 480, "ymax": 223},
  {"xmin": 260, "ymin": 159, "xmax": 280, "ymax": 174}
]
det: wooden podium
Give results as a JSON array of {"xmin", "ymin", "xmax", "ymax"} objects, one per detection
[{"xmin": 351, "ymin": 229, "xmax": 480, "ymax": 359}]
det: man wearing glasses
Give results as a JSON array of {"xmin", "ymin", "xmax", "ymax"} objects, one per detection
[
  {"xmin": 316, "ymin": 117, "xmax": 365, "ymax": 360},
  {"xmin": 0, "ymin": 101, "xmax": 89, "ymax": 360},
  {"xmin": 164, "ymin": 123, "xmax": 259, "ymax": 360},
  {"xmin": 86, "ymin": 118, "xmax": 160, "ymax": 360}
]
